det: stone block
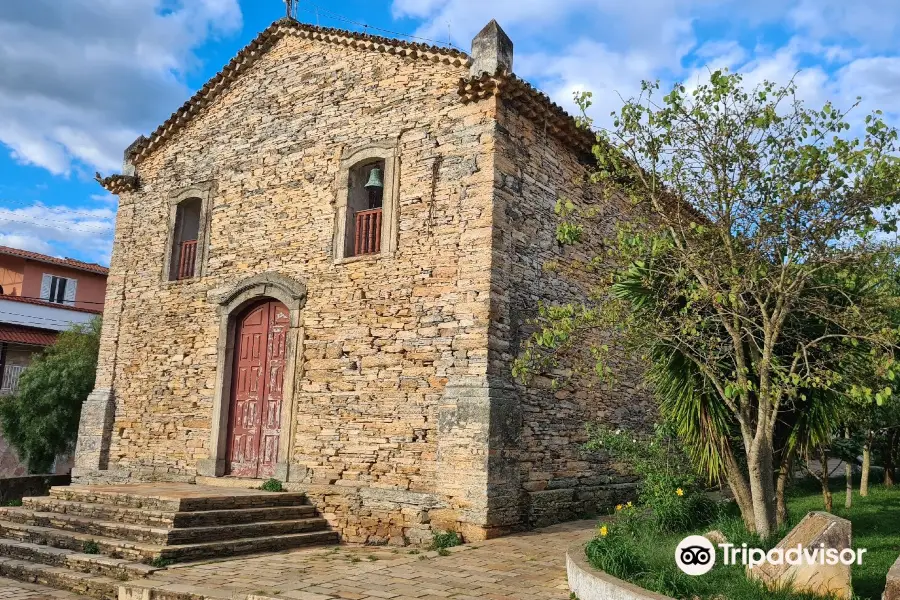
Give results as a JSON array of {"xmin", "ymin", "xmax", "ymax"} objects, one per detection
[
  {"xmin": 885, "ymin": 553, "xmax": 900, "ymax": 600},
  {"xmin": 747, "ymin": 511, "xmax": 853, "ymax": 599}
]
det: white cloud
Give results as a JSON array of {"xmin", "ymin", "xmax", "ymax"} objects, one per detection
[
  {"xmin": 394, "ymin": 0, "xmax": 900, "ymax": 136},
  {"xmin": 0, "ymin": 202, "xmax": 116, "ymax": 265},
  {"xmin": 0, "ymin": 0, "xmax": 242, "ymax": 176},
  {"xmin": 790, "ymin": 0, "xmax": 900, "ymax": 49}
]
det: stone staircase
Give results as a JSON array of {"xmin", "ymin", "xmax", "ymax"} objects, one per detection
[{"xmin": 0, "ymin": 483, "xmax": 338, "ymax": 599}]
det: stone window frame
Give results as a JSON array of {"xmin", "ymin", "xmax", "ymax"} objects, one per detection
[
  {"xmin": 198, "ymin": 272, "xmax": 308, "ymax": 481},
  {"xmin": 162, "ymin": 182, "xmax": 214, "ymax": 282},
  {"xmin": 333, "ymin": 140, "xmax": 400, "ymax": 263}
]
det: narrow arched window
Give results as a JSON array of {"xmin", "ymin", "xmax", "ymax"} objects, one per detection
[
  {"xmin": 346, "ymin": 160, "xmax": 385, "ymax": 257},
  {"xmin": 333, "ymin": 143, "xmax": 398, "ymax": 263},
  {"xmin": 169, "ymin": 197, "xmax": 202, "ymax": 280}
]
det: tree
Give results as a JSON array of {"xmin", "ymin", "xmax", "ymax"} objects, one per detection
[
  {"xmin": 516, "ymin": 72, "xmax": 900, "ymax": 537},
  {"xmin": 0, "ymin": 318, "xmax": 101, "ymax": 473}
]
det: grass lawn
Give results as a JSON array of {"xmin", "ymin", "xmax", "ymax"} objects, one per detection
[
  {"xmin": 786, "ymin": 482, "xmax": 900, "ymax": 600},
  {"xmin": 587, "ymin": 482, "xmax": 900, "ymax": 600}
]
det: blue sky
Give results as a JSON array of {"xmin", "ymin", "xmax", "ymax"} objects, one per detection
[{"xmin": 1, "ymin": 0, "xmax": 898, "ymax": 266}]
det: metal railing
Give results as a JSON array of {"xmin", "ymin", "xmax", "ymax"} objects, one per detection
[
  {"xmin": 354, "ymin": 208, "xmax": 382, "ymax": 256},
  {"xmin": 1, "ymin": 365, "xmax": 25, "ymax": 394},
  {"xmin": 178, "ymin": 239, "xmax": 198, "ymax": 280}
]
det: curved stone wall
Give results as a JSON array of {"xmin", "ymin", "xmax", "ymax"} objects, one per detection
[{"xmin": 566, "ymin": 542, "xmax": 674, "ymax": 600}]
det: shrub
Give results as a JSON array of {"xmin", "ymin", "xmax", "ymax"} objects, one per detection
[
  {"xmin": 82, "ymin": 540, "xmax": 100, "ymax": 555},
  {"xmin": 430, "ymin": 531, "xmax": 461, "ymax": 550},
  {"xmin": 649, "ymin": 490, "xmax": 719, "ymax": 533},
  {"xmin": 584, "ymin": 524, "xmax": 646, "ymax": 580},
  {"xmin": 2, "ymin": 499, "xmax": 23, "ymax": 507},
  {"xmin": 588, "ymin": 423, "xmax": 716, "ymax": 533},
  {"xmin": 260, "ymin": 478, "xmax": 284, "ymax": 492},
  {"xmin": 0, "ymin": 319, "xmax": 101, "ymax": 473},
  {"xmin": 147, "ymin": 557, "xmax": 174, "ymax": 569}
]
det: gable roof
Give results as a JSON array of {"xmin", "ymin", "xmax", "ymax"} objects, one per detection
[
  {"xmin": 458, "ymin": 71, "xmax": 596, "ymax": 158},
  {"xmin": 0, "ymin": 246, "xmax": 109, "ymax": 276},
  {"xmin": 0, "ymin": 294, "xmax": 103, "ymax": 315},
  {"xmin": 125, "ymin": 18, "xmax": 471, "ymax": 166},
  {"xmin": 0, "ymin": 323, "xmax": 59, "ymax": 347},
  {"xmin": 97, "ymin": 18, "xmax": 603, "ymax": 196}
]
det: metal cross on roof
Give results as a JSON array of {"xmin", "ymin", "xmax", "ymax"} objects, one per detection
[{"xmin": 284, "ymin": 0, "xmax": 297, "ymax": 19}]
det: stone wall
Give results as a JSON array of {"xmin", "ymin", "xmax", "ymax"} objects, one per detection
[
  {"xmin": 80, "ymin": 32, "xmax": 499, "ymax": 542},
  {"xmin": 490, "ymin": 98, "xmax": 653, "ymax": 526}
]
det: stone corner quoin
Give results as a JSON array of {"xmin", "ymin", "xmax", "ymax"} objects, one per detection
[{"xmin": 78, "ymin": 18, "xmax": 654, "ymax": 545}]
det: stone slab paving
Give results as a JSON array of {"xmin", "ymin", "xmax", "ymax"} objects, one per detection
[
  {"xmin": 143, "ymin": 520, "xmax": 596, "ymax": 600},
  {"xmin": 2, "ymin": 520, "xmax": 595, "ymax": 600},
  {"xmin": 0, "ymin": 577, "xmax": 88, "ymax": 600}
]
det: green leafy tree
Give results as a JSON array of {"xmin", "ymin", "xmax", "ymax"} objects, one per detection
[
  {"xmin": 515, "ymin": 71, "xmax": 900, "ymax": 537},
  {"xmin": 0, "ymin": 318, "xmax": 101, "ymax": 473}
]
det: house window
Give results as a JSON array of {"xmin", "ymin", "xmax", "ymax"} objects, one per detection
[
  {"xmin": 169, "ymin": 197, "xmax": 202, "ymax": 281},
  {"xmin": 333, "ymin": 143, "xmax": 398, "ymax": 262},
  {"xmin": 40, "ymin": 274, "xmax": 77, "ymax": 305}
]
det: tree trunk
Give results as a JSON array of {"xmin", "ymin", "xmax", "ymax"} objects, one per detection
[
  {"xmin": 817, "ymin": 445, "xmax": 833, "ymax": 512},
  {"xmin": 860, "ymin": 430, "xmax": 873, "ymax": 497},
  {"xmin": 776, "ymin": 447, "xmax": 794, "ymax": 527},
  {"xmin": 844, "ymin": 429, "xmax": 853, "ymax": 509},
  {"xmin": 725, "ymin": 449, "xmax": 756, "ymax": 532},
  {"xmin": 748, "ymin": 435, "xmax": 777, "ymax": 539},
  {"xmin": 886, "ymin": 430, "xmax": 897, "ymax": 488}
]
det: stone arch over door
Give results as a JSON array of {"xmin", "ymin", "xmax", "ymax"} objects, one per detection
[{"xmin": 198, "ymin": 273, "xmax": 307, "ymax": 479}]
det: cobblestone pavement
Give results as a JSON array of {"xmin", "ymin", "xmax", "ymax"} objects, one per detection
[
  {"xmin": 3, "ymin": 520, "xmax": 596, "ymax": 600},
  {"xmin": 145, "ymin": 520, "xmax": 596, "ymax": 600},
  {"xmin": 0, "ymin": 578, "xmax": 87, "ymax": 600}
]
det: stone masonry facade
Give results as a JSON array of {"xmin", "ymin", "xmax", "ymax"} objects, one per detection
[{"xmin": 77, "ymin": 18, "xmax": 653, "ymax": 545}]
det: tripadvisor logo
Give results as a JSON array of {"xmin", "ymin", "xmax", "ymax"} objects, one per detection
[
  {"xmin": 675, "ymin": 536, "xmax": 716, "ymax": 575},
  {"xmin": 675, "ymin": 535, "xmax": 867, "ymax": 576}
]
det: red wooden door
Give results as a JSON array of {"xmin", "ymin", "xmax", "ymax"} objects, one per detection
[{"xmin": 226, "ymin": 300, "xmax": 289, "ymax": 478}]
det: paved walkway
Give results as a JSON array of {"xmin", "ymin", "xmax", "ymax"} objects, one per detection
[
  {"xmin": 142, "ymin": 520, "xmax": 595, "ymax": 600},
  {"xmin": 0, "ymin": 578, "xmax": 86, "ymax": 600},
  {"xmin": 4, "ymin": 520, "xmax": 595, "ymax": 600}
]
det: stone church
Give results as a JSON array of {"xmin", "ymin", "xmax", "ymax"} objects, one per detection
[{"xmin": 83, "ymin": 17, "xmax": 651, "ymax": 544}]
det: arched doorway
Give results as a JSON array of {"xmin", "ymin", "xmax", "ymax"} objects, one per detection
[{"xmin": 226, "ymin": 299, "xmax": 290, "ymax": 478}]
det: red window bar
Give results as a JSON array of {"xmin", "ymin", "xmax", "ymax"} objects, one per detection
[
  {"xmin": 177, "ymin": 239, "xmax": 198, "ymax": 280},
  {"xmin": 354, "ymin": 208, "xmax": 382, "ymax": 256}
]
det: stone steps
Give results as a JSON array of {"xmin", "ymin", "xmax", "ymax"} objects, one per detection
[
  {"xmin": 155, "ymin": 529, "xmax": 339, "ymax": 562},
  {"xmin": 0, "ymin": 483, "xmax": 338, "ymax": 598},
  {"xmin": 0, "ymin": 538, "xmax": 155, "ymax": 579},
  {"xmin": 49, "ymin": 486, "xmax": 309, "ymax": 512},
  {"xmin": 1, "ymin": 508, "xmax": 172, "ymax": 545},
  {"xmin": 0, "ymin": 518, "xmax": 339, "ymax": 562},
  {"xmin": 0, "ymin": 556, "xmax": 120, "ymax": 599},
  {"xmin": 23, "ymin": 497, "xmax": 177, "ymax": 527},
  {"xmin": 0, "ymin": 519, "xmax": 164, "ymax": 562},
  {"xmin": 0, "ymin": 507, "xmax": 329, "ymax": 545},
  {"xmin": 23, "ymin": 497, "xmax": 317, "ymax": 528}
]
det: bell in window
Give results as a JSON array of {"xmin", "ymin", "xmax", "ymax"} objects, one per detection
[{"xmin": 365, "ymin": 166, "xmax": 384, "ymax": 209}]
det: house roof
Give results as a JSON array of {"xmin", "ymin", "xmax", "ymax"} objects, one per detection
[
  {"xmin": 0, "ymin": 294, "xmax": 103, "ymax": 315},
  {"xmin": 0, "ymin": 246, "xmax": 109, "ymax": 276},
  {"xmin": 0, "ymin": 323, "xmax": 58, "ymax": 347}
]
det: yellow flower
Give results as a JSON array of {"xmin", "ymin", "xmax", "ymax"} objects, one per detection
[
  {"xmin": 616, "ymin": 504, "xmax": 623, "ymax": 511},
  {"xmin": 626, "ymin": 502, "xmax": 633, "ymax": 507},
  {"xmin": 676, "ymin": 488, "xmax": 684, "ymax": 497},
  {"xmin": 599, "ymin": 525, "xmax": 609, "ymax": 537}
]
